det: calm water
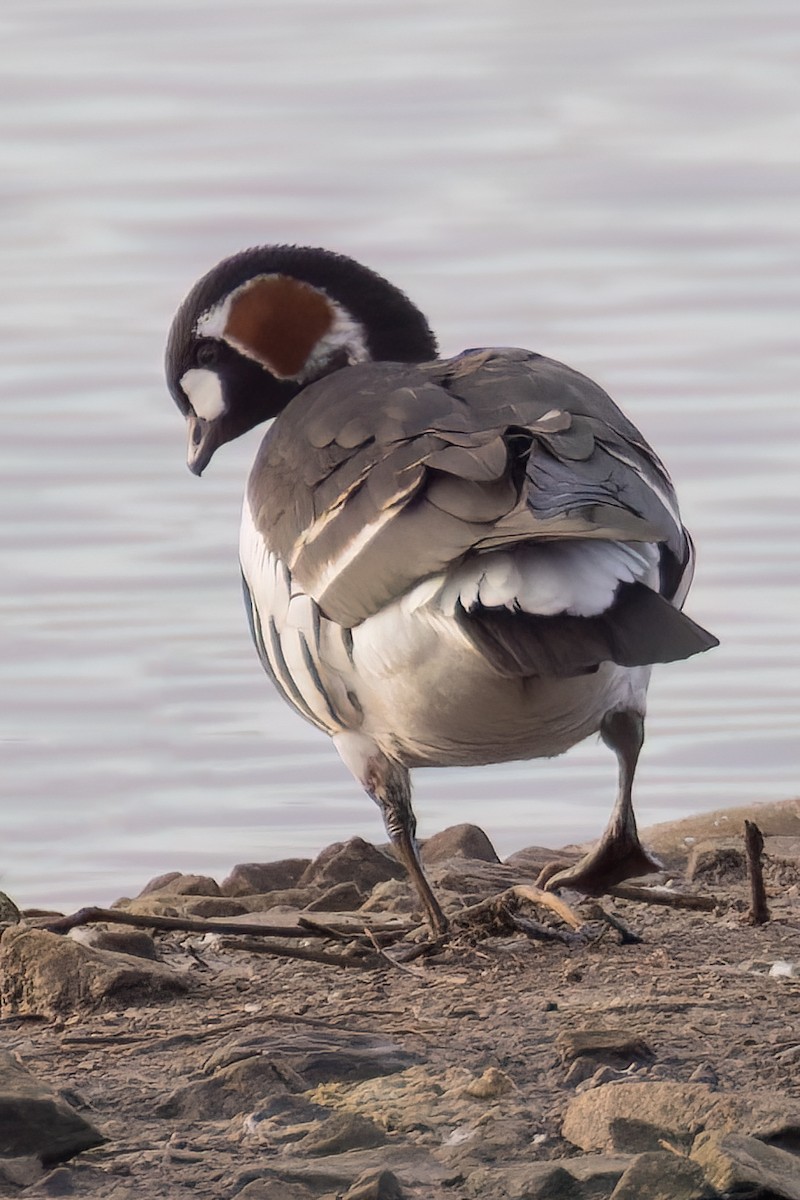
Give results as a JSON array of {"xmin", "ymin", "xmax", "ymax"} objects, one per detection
[{"xmin": 1, "ymin": 1, "xmax": 798, "ymax": 911}]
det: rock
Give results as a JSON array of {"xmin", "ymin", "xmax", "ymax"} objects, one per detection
[
  {"xmin": 114, "ymin": 894, "xmax": 247, "ymax": 918},
  {"xmin": 360, "ymin": 880, "xmax": 418, "ymax": 915},
  {"xmin": 232, "ymin": 1147, "xmax": 452, "ymax": 1194},
  {"xmin": 242, "ymin": 1093, "xmax": 336, "ymax": 1142},
  {"xmin": 221, "ymin": 859, "xmax": 311, "ymax": 896},
  {"xmin": 562, "ymin": 1082, "xmax": 737, "ymax": 1153},
  {"xmin": 566, "ymin": 1154, "xmax": 637, "ymax": 1189},
  {"xmin": 237, "ymin": 888, "xmax": 323, "ymax": 912},
  {"xmin": 564, "ymin": 1085, "xmax": 800, "ymax": 1158},
  {"xmin": 426, "ymin": 859, "xmax": 521, "ymax": 900},
  {"xmin": 0, "ymin": 891, "xmax": 22, "ymax": 923},
  {"xmin": 504, "ymin": 847, "xmax": 583, "ymax": 888},
  {"xmin": 610, "ymin": 1151, "xmax": 712, "ymax": 1199},
  {"xmin": 686, "ymin": 839, "xmax": 747, "ymax": 883},
  {"xmin": 68, "ymin": 926, "xmax": 158, "ymax": 960},
  {"xmin": 420, "ymin": 824, "xmax": 500, "ymax": 865},
  {"xmin": 183, "ymin": 896, "xmax": 249, "ymax": 917},
  {"xmin": 687, "ymin": 1063, "xmax": 719, "ymax": 1087},
  {"xmin": 763, "ymin": 835, "xmax": 800, "ymax": 862},
  {"xmin": 504, "ymin": 845, "xmax": 581, "ymax": 874},
  {"xmin": 295, "ymin": 1112, "xmax": 387, "ymax": 1156},
  {"xmin": 463, "ymin": 1067, "xmax": 514, "ymax": 1099},
  {"xmin": 137, "ymin": 872, "xmax": 221, "ymax": 897},
  {"xmin": 0, "ymin": 926, "xmax": 188, "ymax": 1016},
  {"xmin": 136, "ymin": 870, "xmax": 183, "ymax": 895},
  {"xmin": 573, "ymin": 1065, "xmax": 637, "ymax": 1093},
  {"xmin": 0, "ymin": 1156, "xmax": 43, "ymax": 1188},
  {"xmin": 304, "ymin": 882, "xmax": 366, "ymax": 912},
  {"xmin": 204, "ymin": 1029, "xmax": 422, "ymax": 1089},
  {"xmin": 31, "ymin": 1166, "xmax": 73, "ymax": 1194},
  {"xmin": 299, "ymin": 838, "xmax": 405, "ymax": 892},
  {"xmin": 236, "ymin": 1182, "xmax": 317, "ymax": 1200},
  {"xmin": 556, "ymin": 1029, "xmax": 655, "ymax": 1072},
  {"xmin": 157, "ymin": 1055, "xmax": 292, "ymax": 1120},
  {"xmin": 691, "ymin": 1129, "xmax": 800, "ymax": 1199},
  {"xmin": 465, "ymin": 1157, "xmax": 636, "ymax": 1199},
  {"xmin": 0, "ymin": 1049, "xmax": 104, "ymax": 1163},
  {"xmin": 342, "ymin": 1168, "xmax": 405, "ymax": 1199},
  {"xmin": 556, "ymin": 1027, "xmax": 657, "ymax": 1084},
  {"xmin": 464, "ymin": 1162, "xmax": 581, "ymax": 1198},
  {"xmin": 642, "ymin": 799, "xmax": 800, "ymax": 858},
  {"xmin": 743, "ymin": 1093, "xmax": 800, "ymax": 1152}
]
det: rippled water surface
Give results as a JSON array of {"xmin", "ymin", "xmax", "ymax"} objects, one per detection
[{"xmin": 1, "ymin": 1, "xmax": 798, "ymax": 910}]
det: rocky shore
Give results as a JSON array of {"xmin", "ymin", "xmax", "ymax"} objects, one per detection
[{"xmin": 1, "ymin": 799, "xmax": 799, "ymax": 1199}]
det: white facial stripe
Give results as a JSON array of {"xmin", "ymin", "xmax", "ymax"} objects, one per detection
[{"xmin": 180, "ymin": 368, "xmax": 226, "ymax": 421}]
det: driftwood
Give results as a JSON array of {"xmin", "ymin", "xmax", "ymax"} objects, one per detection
[
  {"xmin": 453, "ymin": 884, "xmax": 585, "ymax": 932},
  {"xmin": 607, "ymin": 884, "xmax": 717, "ymax": 911},
  {"xmin": 215, "ymin": 936, "xmax": 377, "ymax": 969},
  {"xmin": 31, "ymin": 869, "xmax": 718, "ymax": 973},
  {"xmin": 744, "ymin": 820, "xmax": 770, "ymax": 925},
  {"xmin": 39, "ymin": 905, "xmax": 413, "ymax": 940}
]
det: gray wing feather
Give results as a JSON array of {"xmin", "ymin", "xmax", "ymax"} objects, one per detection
[{"xmin": 248, "ymin": 350, "xmax": 691, "ymax": 628}]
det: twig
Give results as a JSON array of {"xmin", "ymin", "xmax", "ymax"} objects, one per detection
[
  {"xmin": 297, "ymin": 916, "xmax": 356, "ymax": 942},
  {"xmin": 582, "ymin": 901, "xmax": 643, "ymax": 945},
  {"xmin": 508, "ymin": 914, "xmax": 584, "ymax": 946},
  {"xmin": 744, "ymin": 820, "xmax": 770, "ymax": 925},
  {"xmin": 364, "ymin": 928, "xmax": 429, "ymax": 978},
  {"xmin": 391, "ymin": 937, "xmax": 448, "ymax": 964},
  {"xmin": 297, "ymin": 916, "xmax": 408, "ymax": 947},
  {"xmin": 216, "ymin": 936, "xmax": 377, "ymax": 969},
  {"xmin": 606, "ymin": 885, "xmax": 717, "ymax": 911}
]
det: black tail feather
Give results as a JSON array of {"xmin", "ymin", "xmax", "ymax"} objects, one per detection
[{"xmin": 456, "ymin": 582, "xmax": 719, "ymax": 679}]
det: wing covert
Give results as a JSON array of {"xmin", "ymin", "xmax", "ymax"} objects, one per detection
[{"xmin": 245, "ymin": 350, "xmax": 691, "ymax": 627}]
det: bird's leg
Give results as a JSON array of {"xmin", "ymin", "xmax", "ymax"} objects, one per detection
[
  {"xmin": 333, "ymin": 733, "xmax": 449, "ymax": 935},
  {"xmin": 540, "ymin": 709, "xmax": 662, "ymax": 895},
  {"xmin": 372, "ymin": 766, "xmax": 450, "ymax": 937}
]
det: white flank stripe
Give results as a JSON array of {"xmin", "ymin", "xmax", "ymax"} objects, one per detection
[{"xmin": 240, "ymin": 499, "xmax": 339, "ymax": 732}]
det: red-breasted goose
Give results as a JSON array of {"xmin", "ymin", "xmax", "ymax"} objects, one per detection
[{"xmin": 165, "ymin": 245, "xmax": 718, "ymax": 934}]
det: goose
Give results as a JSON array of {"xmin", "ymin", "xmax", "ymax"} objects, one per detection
[{"xmin": 165, "ymin": 245, "xmax": 718, "ymax": 934}]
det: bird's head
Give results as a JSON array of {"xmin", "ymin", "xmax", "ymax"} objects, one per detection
[{"xmin": 165, "ymin": 244, "xmax": 437, "ymax": 475}]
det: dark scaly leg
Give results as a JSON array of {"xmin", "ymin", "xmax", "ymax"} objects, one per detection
[
  {"xmin": 539, "ymin": 709, "xmax": 663, "ymax": 895},
  {"xmin": 334, "ymin": 733, "xmax": 448, "ymax": 935},
  {"xmin": 367, "ymin": 757, "xmax": 449, "ymax": 935}
]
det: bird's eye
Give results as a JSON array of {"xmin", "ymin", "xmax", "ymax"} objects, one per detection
[{"xmin": 196, "ymin": 340, "xmax": 220, "ymax": 367}]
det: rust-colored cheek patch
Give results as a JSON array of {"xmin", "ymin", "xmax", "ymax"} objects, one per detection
[{"xmin": 224, "ymin": 275, "xmax": 334, "ymax": 378}]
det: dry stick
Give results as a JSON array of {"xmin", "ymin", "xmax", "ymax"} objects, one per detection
[
  {"xmin": 511, "ymin": 884, "xmax": 586, "ymax": 929},
  {"xmin": 582, "ymin": 901, "xmax": 643, "ymax": 945},
  {"xmin": 297, "ymin": 915, "xmax": 408, "ymax": 947},
  {"xmin": 744, "ymin": 819, "xmax": 770, "ymax": 925},
  {"xmin": 39, "ymin": 905, "xmax": 413, "ymax": 941},
  {"xmin": 509, "ymin": 914, "xmax": 584, "ymax": 945},
  {"xmin": 391, "ymin": 938, "xmax": 447, "ymax": 965},
  {"xmin": 364, "ymin": 928, "xmax": 430, "ymax": 978},
  {"xmin": 216, "ymin": 936, "xmax": 377, "ymax": 969},
  {"xmin": 453, "ymin": 885, "xmax": 586, "ymax": 932},
  {"xmin": 606, "ymin": 884, "xmax": 717, "ymax": 911}
]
